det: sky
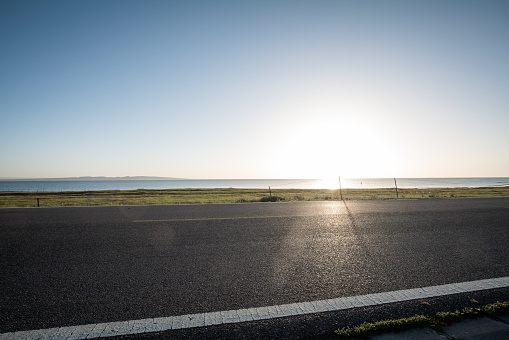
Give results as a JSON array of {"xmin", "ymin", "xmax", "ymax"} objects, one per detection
[{"xmin": 1, "ymin": 0, "xmax": 508, "ymax": 180}]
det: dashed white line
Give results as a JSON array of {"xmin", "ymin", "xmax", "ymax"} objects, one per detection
[{"xmin": 1, "ymin": 276, "xmax": 508, "ymax": 340}]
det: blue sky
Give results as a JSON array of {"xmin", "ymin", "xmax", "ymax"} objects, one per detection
[{"xmin": 1, "ymin": 0, "xmax": 508, "ymax": 179}]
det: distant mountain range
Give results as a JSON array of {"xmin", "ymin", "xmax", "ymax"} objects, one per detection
[{"xmin": 0, "ymin": 176, "xmax": 183, "ymax": 181}]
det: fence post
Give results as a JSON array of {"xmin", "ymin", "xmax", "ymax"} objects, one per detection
[
  {"xmin": 394, "ymin": 178, "xmax": 399, "ymax": 199},
  {"xmin": 339, "ymin": 176, "xmax": 343, "ymax": 200},
  {"xmin": 269, "ymin": 186, "xmax": 272, "ymax": 198},
  {"xmin": 37, "ymin": 198, "xmax": 40, "ymax": 207}
]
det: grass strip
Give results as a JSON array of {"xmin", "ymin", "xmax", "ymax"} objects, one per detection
[
  {"xmin": 334, "ymin": 301, "xmax": 509, "ymax": 339},
  {"xmin": 0, "ymin": 187, "xmax": 508, "ymax": 208}
]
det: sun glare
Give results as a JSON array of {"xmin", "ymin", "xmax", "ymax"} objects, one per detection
[
  {"xmin": 317, "ymin": 176, "xmax": 342, "ymax": 189},
  {"xmin": 271, "ymin": 116, "xmax": 393, "ymax": 183}
]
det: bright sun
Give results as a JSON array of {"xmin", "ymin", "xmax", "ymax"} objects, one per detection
[{"xmin": 271, "ymin": 116, "xmax": 393, "ymax": 186}]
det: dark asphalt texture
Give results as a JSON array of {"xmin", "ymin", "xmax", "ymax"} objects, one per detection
[{"xmin": 1, "ymin": 198, "xmax": 508, "ymax": 334}]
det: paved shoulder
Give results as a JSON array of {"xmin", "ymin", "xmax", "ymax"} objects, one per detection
[{"xmin": 1, "ymin": 277, "xmax": 508, "ymax": 339}]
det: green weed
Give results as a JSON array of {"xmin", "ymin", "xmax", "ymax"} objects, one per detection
[
  {"xmin": 335, "ymin": 301, "xmax": 509, "ymax": 339},
  {"xmin": 259, "ymin": 195, "xmax": 285, "ymax": 202}
]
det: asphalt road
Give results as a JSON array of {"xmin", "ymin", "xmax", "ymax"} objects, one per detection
[{"xmin": 1, "ymin": 198, "xmax": 508, "ymax": 334}]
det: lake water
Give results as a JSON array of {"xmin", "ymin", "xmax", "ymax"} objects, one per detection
[{"xmin": 0, "ymin": 178, "xmax": 508, "ymax": 192}]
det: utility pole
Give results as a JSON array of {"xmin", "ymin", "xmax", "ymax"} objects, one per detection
[
  {"xmin": 394, "ymin": 178, "xmax": 399, "ymax": 199},
  {"xmin": 339, "ymin": 176, "xmax": 343, "ymax": 200}
]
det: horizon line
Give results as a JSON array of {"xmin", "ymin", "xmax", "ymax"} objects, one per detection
[{"xmin": 1, "ymin": 176, "xmax": 508, "ymax": 181}]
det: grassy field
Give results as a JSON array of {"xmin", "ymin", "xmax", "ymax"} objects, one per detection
[{"xmin": 1, "ymin": 187, "xmax": 508, "ymax": 208}]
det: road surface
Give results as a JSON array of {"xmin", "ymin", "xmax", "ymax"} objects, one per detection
[{"xmin": 1, "ymin": 198, "xmax": 508, "ymax": 334}]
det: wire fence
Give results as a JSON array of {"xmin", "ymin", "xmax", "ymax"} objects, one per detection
[
  {"xmin": 0, "ymin": 178, "xmax": 508, "ymax": 207},
  {"xmin": 263, "ymin": 177, "xmax": 509, "ymax": 201}
]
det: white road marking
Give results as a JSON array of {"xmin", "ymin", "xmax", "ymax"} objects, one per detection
[{"xmin": 1, "ymin": 276, "xmax": 508, "ymax": 339}]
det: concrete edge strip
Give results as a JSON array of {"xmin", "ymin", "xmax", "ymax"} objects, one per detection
[{"xmin": 2, "ymin": 276, "xmax": 508, "ymax": 340}]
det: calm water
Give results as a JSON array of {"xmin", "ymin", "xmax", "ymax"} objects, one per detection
[{"xmin": 0, "ymin": 178, "xmax": 508, "ymax": 192}]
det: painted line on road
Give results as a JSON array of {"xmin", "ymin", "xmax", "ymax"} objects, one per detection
[
  {"xmin": 132, "ymin": 214, "xmax": 338, "ymax": 223},
  {"xmin": 2, "ymin": 276, "xmax": 508, "ymax": 340}
]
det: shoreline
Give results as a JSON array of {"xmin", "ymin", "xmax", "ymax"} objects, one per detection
[
  {"xmin": 1, "ymin": 187, "xmax": 508, "ymax": 208},
  {"xmin": 1, "ymin": 178, "xmax": 508, "ymax": 193}
]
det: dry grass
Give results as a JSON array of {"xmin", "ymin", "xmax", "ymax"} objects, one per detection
[{"xmin": 0, "ymin": 187, "xmax": 508, "ymax": 208}]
